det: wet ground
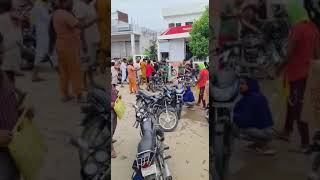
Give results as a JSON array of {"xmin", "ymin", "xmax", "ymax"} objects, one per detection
[{"xmin": 111, "ymin": 85, "xmax": 209, "ymax": 180}]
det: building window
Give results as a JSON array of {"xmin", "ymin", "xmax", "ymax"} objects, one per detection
[
  {"xmin": 169, "ymin": 23, "xmax": 175, "ymax": 28},
  {"xmin": 176, "ymin": 23, "xmax": 181, "ymax": 27},
  {"xmin": 185, "ymin": 22, "xmax": 193, "ymax": 26}
]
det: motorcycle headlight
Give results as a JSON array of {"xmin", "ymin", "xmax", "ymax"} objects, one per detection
[
  {"xmin": 83, "ymin": 162, "xmax": 98, "ymax": 176},
  {"xmin": 137, "ymin": 112, "xmax": 142, "ymax": 117},
  {"xmin": 95, "ymin": 150, "xmax": 108, "ymax": 163},
  {"xmin": 140, "ymin": 109, "xmax": 144, "ymax": 113}
]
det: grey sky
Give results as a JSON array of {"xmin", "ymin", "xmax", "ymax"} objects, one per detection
[{"xmin": 111, "ymin": 0, "xmax": 208, "ymax": 31}]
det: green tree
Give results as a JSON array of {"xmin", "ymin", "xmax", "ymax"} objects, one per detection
[
  {"xmin": 144, "ymin": 40, "xmax": 158, "ymax": 61},
  {"xmin": 189, "ymin": 7, "xmax": 209, "ymax": 59}
]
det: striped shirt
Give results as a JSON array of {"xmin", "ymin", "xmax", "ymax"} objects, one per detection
[{"xmin": 0, "ymin": 73, "xmax": 18, "ymax": 131}]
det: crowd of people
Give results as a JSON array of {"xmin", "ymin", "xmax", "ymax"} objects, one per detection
[
  {"xmin": 111, "ymin": 57, "xmax": 209, "ymax": 158},
  {"xmin": 0, "ymin": 0, "xmax": 108, "ymax": 179}
]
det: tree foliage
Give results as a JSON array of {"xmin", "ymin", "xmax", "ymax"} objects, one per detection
[
  {"xmin": 189, "ymin": 7, "xmax": 209, "ymax": 59},
  {"xmin": 144, "ymin": 40, "xmax": 158, "ymax": 61}
]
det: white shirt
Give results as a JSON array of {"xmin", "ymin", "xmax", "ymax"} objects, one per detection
[
  {"xmin": 120, "ymin": 62, "xmax": 127, "ymax": 73},
  {"xmin": 134, "ymin": 63, "xmax": 141, "ymax": 76},
  {"xmin": 73, "ymin": 0, "xmax": 100, "ymax": 44},
  {"xmin": 31, "ymin": 0, "xmax": 51, "ymax": 56}
]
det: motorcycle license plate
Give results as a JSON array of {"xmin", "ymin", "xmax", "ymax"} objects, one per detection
[{"xmin": 141, "ymin": 164, "xmax": 157, "ymax": 177}]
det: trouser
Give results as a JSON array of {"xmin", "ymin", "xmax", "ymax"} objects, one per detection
[
  {"xmin": 198, "ymin": 86, "xmax": 206, "ymax": 108},
  {"xmin": 241, "ymin": 128, "xmax": 273, "ymax": 144},
  {"xmin": 0, "ymin": 150, "xmax": 19, "ymax": 180},
  {"xmin": 121, "ymin": 72, "xmax": 127, "ymax": 84},
  {"xmin": 57, "ymin": 48, "xmax": 82, "ymax": 97},
  {"xmin": 87, "ymin": 43, "xmax": 99, "ymax": 70},
  {"xmin": 137, "ymin": 75, "xmax": 141, "ymax": 87},
  {"xmin": 284, "ymin": 78, "xmax": 310, "ymax": 146},
  {"xmin": 129, "ymin": 77, "xmax": 137, "ymax": 93}
]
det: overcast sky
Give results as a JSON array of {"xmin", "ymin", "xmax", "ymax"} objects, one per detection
[{"xmin": 111, "ymin": 0, "xmax": 208, "ymax": 31}]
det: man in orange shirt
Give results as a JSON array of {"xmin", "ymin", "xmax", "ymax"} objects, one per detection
[
  {"xmin": 140, "ymin": 58, "xmax": 147, "ymax": 85},
  {"xmin": 127, "ymin": 61, "xmax": 137, "ymax": 94}
]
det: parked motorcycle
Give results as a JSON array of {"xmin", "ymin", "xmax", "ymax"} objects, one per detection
[
  {"xmin": 70, "ymin": 87, "xmax": 111, "ymax": 180},
  {"xmin": 177, "ymin": 74, "xmax": 197, "ymax": 87},
  {"xmin": 148, "ymin": 74, "xmax": 165, "ymax": 92},
  {"xmin": 132, "ymin": 104, "xmax": 172, "ymax": 180},
  {"xmin": 136, "ymin": 86, "xmax": 180, "ymax": 132}
]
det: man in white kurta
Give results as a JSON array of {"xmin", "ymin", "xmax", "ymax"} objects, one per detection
[{"xmin": 30, "ymin": 0, "xmax": 51, "ymax": 81}]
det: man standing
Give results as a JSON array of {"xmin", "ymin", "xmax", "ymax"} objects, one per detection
[
  {"xmin": 276, "ymin": 5, "xmax": 320, "ymax": 152},
  {"xmin": 196, "ymin": 63, "xmax": 209, "ymax": 109},
  {"xmin": 140, "ymin": 58, "xmax": 147, "ymax": 85},
  {"xmin": 134, "ymin": 59, "xmax": 141, "ymax": 87},
  {"xmin": 120, "ymin": 59, "xmax": 127, "ymax": 87},
  {"xmin": 73, "ymin": 0, "xmax": 100, "ymax": 88},
  {"xmin": 30, "ymin": 0, "xmax": 51, "ymax": 82}
]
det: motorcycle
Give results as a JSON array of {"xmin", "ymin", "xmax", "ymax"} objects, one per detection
[
  {"xmin": 70, "ymin": 87, "xmax": 111, "ymax": 180},
  {"xmin": 136, "ymin": 86, "xmax": 180, "ymax": 132},
  {"xmin": 132, "ymin": 104, "xmax": 172, "ymax": 180},
  {"xmin": 177, "ymin": 73, "xmax": 197, "ymax": 87},
  {"xmin": 148, "ymin": 73, "xmax": 165, "ymax": 92}
]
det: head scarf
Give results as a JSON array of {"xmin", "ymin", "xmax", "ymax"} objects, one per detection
[
  {"xmin": 198, "ymin": 62, "xmax": 206, "ymax": 70},
  {"xmin": 286, "ymin": 0, "xmax": 309, "ymax": 26}
]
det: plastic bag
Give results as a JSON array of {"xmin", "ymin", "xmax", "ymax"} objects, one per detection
[
  {"xmin": 8, "ymin": 109, "xmax": 47, "ymax": 180},
  {"xmin": 114, "ymin": 97, "xmax": 126, "ymax": 120}
]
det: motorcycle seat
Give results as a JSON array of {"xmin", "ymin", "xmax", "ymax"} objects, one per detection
[
  {"xmin": 138, "ymin": 130, "xmax": 155, "ymax": 153},
  {"xmin": 138, "ymin": 90, "xmax": 160, "ymax": 99}
]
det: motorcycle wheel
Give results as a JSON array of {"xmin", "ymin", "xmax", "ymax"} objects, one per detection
[
  {"xmin": 80, "ymin": 117, "xmax": 110, "ymax": 163},
  {"xmin": 213, "ymin": 116, "xmax": 232, "ymax": 180},
  {"xmin": 177, "ymin": 104, "xmax": 182, "ymax": 120},
  {"xmin": 158, "ymin": 108, "xmax": 178, "ymax": 132}
]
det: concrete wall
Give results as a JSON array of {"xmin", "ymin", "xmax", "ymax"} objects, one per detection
[
  {"xmin": 111, "ymin": 41, "xmax": 140, "ymax": 59},
  {"xmin": 163, "ymin": 13, "xmax": 202, "ymax": 28},
  {"xmin": 168, "ymin": 39, "xmax": 185, "ymax": 62}
]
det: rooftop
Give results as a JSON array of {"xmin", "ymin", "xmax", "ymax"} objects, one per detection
[{"xmin": 162, "ymin": 2, "xmax": 207, "ymax": 17}]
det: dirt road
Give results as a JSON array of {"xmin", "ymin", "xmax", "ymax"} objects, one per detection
[
  {"xmin": 111, "ymin": 86, "xmax": 209, "ymax": 180},
  {"xmin": 16, "ymin": 67, "xmax": 105, "ymax": 180}
]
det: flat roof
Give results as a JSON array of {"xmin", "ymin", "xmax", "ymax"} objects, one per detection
[{"xmin": 162, "ymin": 2, "xmax": 207, "ymax": 17}]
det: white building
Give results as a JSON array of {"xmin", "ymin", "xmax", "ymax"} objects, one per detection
[
  {"xmin": 157, "ymin": 2, "xmax": 208, "ymax": 64},
  {"xmin": 111, "ymin": 11, "xmax": 158, "ymax": 59}
]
